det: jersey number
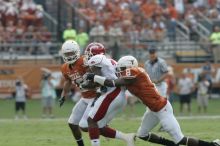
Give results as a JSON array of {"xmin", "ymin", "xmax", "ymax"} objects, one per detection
[{"xmin": 126, "ymin": 69, "xmax": 131, "ymax": 76}]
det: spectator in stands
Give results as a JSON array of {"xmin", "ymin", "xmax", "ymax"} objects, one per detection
[
  {"xmin": 89, "ymin": 20, "xmax": 106, "ymax": 42},
  {"xmin": 15, "ymin": 20, "xmax": 25, "ymax": 43},
  {"xmin": 62, "ymin": 22, "xmax": 77, "ymax": 41},
  {"xmin": 174, "ymin": 0, "xmax": 185, "ymax": 18},
  {"xmin": 141, "ymin": 0, "xmax": 162, "ymax": 19},
  {"xmin": 0, "ymin": 1, "xmax": 7, "ymax": 25},
  {"xmin": 0, "ymin": 22, "xmax": 5, "ymax": 43},
  {"xmin": 35, "ymin": 5, "xmax": 44, "ymax": 26},
  {"xmin": 197, "ymin": 73, "xmax": 210, "ymax": 113},
  {"xmin": 185, "ymin": 14, "xmax": 199, "ymax": 41},
  {"xmin": 20, "ymin": 0, "xmax": 38, "ymax": 26},
  {"xmin": 92, "ymin": 0, "xmax": 106, "ymax": 10},
  {"xmin": 76, "ymin": 28, "xmax": 89, "ymax": 50},
  {"xmin": 140, "ymin": 23, "xmax": 155, "ymax": 41},
  {"xmin": 5, "ymin": 20, "xmax": 16, "ymax": 43},
  {"xmin": 152, "ymin": 15, "xmax": 166, "ymax": 41},
  {"xmin": 13, "ymin": 78, "xmax": 29, "ymax": 120},
  {"xmin": 40, "ymin": 71, "xmax": 56, "ymax": 119},
  {"xmin": 4, "ymin": 2, "xmax": 18, "ymax": 25},
  {"xmin": 108, "ymin": 21, "xmax": 124, "ymax": 45},
  {"xmin": 24, "ymin": 25, "xmax": 38, "ymax": 54},
  {"xmin": 128, "ymin": 25, "xmax": 140, "ymax": 44},
  {"xmin": 209, "ymin": 25, "xmax": 220, "ymax": 63},
  {"xmin": 178, "ymin": 72, "xmax": 194, "ymax": 115},
  {"xmin": 164, "ymin": 2, "xmax": 178, "ymax": 41},
  {"xmin": 38, "ymin": 26, "xmax": 51, "ymax": 43}
]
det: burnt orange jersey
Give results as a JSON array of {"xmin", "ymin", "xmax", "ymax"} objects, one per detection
[
  {"xmin": 121, "ymin": 67, "xmax": 167, "ymax": 112},
  {"xmin": 61, "ymin": 56, "xmax": 97, "ymax": 99}
]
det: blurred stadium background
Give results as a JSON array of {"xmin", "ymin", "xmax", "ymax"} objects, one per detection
[{"xmin": 0, "ymin": 0, "xmax": 220, "ymax": 145}]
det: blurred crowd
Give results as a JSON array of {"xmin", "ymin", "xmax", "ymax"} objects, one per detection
[
  {"xmin": 66, "ymin": 0, "xmax": 220, "ymax": 43},
  {"xmin": 0, "ymin": 0, "xmax": 52, "ymax": 55}
]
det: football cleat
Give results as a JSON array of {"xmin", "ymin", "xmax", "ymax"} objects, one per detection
[
  {"xmin": 213, "ymin": 139, "xmax": 220, "ymax": 146},
  {"xmin": 124, "ymin": 133, "xmax": 136, "ymax": 146}
]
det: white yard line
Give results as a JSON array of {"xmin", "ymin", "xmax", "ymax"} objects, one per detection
[{"xmin": 0, "ymin": 115, "xmax": 220, "ymax": 122}]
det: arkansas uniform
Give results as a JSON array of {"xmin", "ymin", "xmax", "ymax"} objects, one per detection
[
  {"xmin": 61, "ymin": 56, "xmax": 97, "ymax": 128},
  {"xmin": 120, "ymin": 67, "xmax": 184, "ymax": 143},
  {"xmin": 87, "ymin": 54, "xmax": 126, "ymax": 128}
]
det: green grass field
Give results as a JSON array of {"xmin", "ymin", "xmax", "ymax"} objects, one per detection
[{"xmin": 0, "ymin": 98, "xmax": 220, "ymax": 146}]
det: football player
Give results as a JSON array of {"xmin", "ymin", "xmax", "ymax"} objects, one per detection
[
  {"xmin": 59, "ymin": 40, "xmax": 98, "ymax": 146},
  {"xmin": 84, "ymin": 55, "xmax": 220, "ymax": 146},
  {"xmin": 60, "ymin": 41, "xmax": 134, "ymax": 146},
  {"xmin": 83, "ymin": 52, "xmax": 135, "ymax": 146}
]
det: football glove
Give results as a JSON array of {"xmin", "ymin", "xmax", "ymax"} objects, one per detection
[
  {"xmin": 85, "ymin": 73, "xmax": 95, "ymax": 81},
  {"xmin": 59, "ymin": 96, "xmax": 65, "ymax": 107}
]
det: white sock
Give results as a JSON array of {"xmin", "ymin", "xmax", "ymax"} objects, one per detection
[
  {"xmin": 91, "ymin": 139, "xmax": 100, "ymax": 146},
  {"xmin": 115, "ymin": 131, "xmax": 127, "ymax": 141}
]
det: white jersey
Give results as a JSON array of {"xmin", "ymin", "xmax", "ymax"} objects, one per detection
[{"xmin": 88, "ymin": 54, "xmax": 117, "ymax": 80}]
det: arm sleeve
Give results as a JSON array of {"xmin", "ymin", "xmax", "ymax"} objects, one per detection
[{"xmin": 160, "ymin": 60, "xmax": 168, "ymax": 73}]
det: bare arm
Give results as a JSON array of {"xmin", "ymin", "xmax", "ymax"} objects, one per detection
[
  {"xmin": 61, "ymin": 79, "xmax": 72, "ymax": 98},
  {"xmin": 155, "ymin": 72, "xmax": 169, "ymax": 84}
]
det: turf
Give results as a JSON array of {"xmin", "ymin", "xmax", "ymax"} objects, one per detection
[{"xmin": 0, "ymin": 98, "xmax": 220, "ymax": 146}]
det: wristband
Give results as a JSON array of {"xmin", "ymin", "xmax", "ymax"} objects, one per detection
[{"xmin": 94, "ymin": 75, "xmax": 106, "ymax": 85}]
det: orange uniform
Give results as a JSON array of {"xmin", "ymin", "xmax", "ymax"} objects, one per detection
[
  {"xmin": 61, "ymin": 56, "xmax": 97, "ymax": 99},
  {"xmin": 121, "ymin": 67, "xmax": 167, "ymax": 112}
]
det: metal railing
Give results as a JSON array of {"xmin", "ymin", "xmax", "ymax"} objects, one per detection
[
  {"xmin": 0, "ymin": 37, "xmax": 214, "ymax": 64},
  {"xmin": 42, "ymin": 10, "xmax": 58, "ymax": 33},
  {"xmin": 176, "ymin": 20, "xmax": 190, "ymax": 40}
]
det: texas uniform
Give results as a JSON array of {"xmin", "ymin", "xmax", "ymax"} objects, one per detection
[
  {"xmin": 61, "ymin": 56, "xmax": 97, "ymax": 128},
  {"xmin": 87, "ymin": 54, "xmax": 126, "ymax": 128},
  {"xmin": 120, "ymin": 67, "xmax": 184, "ymax": 143}
]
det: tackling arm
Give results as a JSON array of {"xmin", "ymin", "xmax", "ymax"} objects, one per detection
[
  {"xmin": 91, "ymin": 75, "xmax": 136, "ymax": 87},
  {"xmin": 104, "ymin": 77, "xmax": 135, "ymax": 87}
]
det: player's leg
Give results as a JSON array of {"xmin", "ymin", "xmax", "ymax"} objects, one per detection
[
  {"xmin": 79, "ymin": 96, "xmax": 134, "ymax": 145},
  {"xmin": 68, "ymin": 98, "xmax": 88, "ymax": 146},
  {"xmin": 156, "ymin": 101, "xmax": 184, "ymax": 144},
  {"xmin": 88, "ymin": 88, "xmax": 134, "ymax": 146},
  {"xmin": 137, "ymin": 109, "xmax": 177, "ymax": 146},
  {"xmin": 87, "ymin": 88, "xmax": 123, "ymax": 146},
  {"xmin": 156, "ymin": 101, "xmax": 220, "ymax": 146},
  {"xmin": 156, "ymin": 82, "xmax": 168, "ymax": 132},
  {"xmin": 98, "ymin": 92, "xmax": 135, "ymax": 146}
]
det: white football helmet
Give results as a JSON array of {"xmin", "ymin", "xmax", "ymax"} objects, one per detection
[
  {"xmin": 87, "ymin": 54, "xmax": 105, "ymax": 67},
  {"xmin": 117, "ymin": 56, "xmax": 138, "ymax": 70},
  {"xmin": 61, "ymin": 40, "xmax": 80, "ymax": 64}
]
